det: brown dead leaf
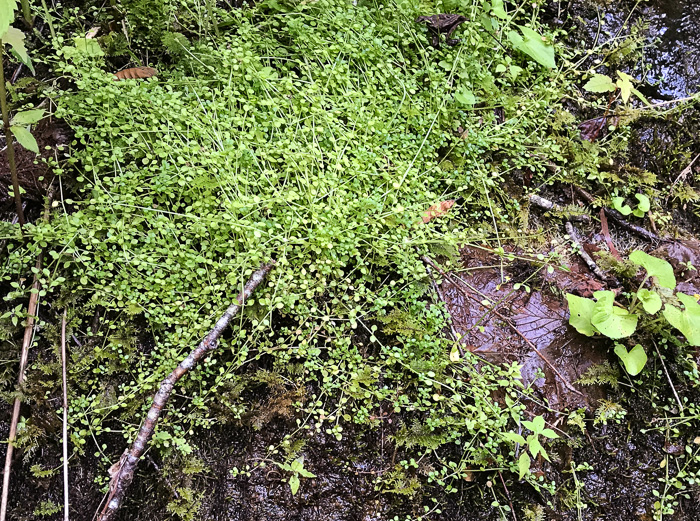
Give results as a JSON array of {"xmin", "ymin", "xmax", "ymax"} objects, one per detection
[
  {"xmin": 113, "ymin": 66, "xmax": 158, "ymax": 81},
  {"xmin": 599, "ymin": 208, "xmax": 622, "ymax": 261},
  {"xmin": 579, "ymin": 115, "xmax": 620, "ymax": 142},
  {"xmin": 422, "ymin": 200, "xmax": 456, "ymax": 223}
]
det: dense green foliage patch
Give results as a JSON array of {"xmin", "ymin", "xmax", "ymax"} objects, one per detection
[{"xmin": 6, "ymin": 0, "xmax": 689, "ymax": 516}]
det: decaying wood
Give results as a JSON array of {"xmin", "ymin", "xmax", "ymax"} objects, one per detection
[
  {"xmin": 97, "ymin": 262, "xmax": 275, "ymax": 521},
  {"xmin": 574, "ymin": 186, "xmax": 667, "ymax": 243},
  {"xmin": 113, "ymin": 66, "xmax": 158, "ymax": 81},
  {"xmin": 565, "ymin": 221, "xmax": 617, "ymax": 287}
]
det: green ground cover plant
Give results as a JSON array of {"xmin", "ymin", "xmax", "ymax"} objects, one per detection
[{"xmin": 2, "ymin": 0, "xmax": 699, "ymax": 518}]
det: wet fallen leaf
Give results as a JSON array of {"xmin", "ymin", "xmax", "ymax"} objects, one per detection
[
  {"xmin": 422, "ymin": 200, "xmax": 456, "ymax": 223},
  {"xmin": 113, "ymin": 66, "xmax": 159, "ymax": 81},
  {"xmin": 416, "ymin": 14, "xmax": 467, "ymax": 47},
  {"xmin": 579, "ymin": 115, "xmax": 620, "ymax": 142}
]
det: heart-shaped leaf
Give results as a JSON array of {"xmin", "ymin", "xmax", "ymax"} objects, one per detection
[
  {"xmin": 566, "ymin": 294, "xmax": 597, "ymax": 336},
  {"xmin": 612, "ymin": 196, "xmax": 632, "ymax": 216},
  {"xmin": 663, "ymin": 293, "xmax": 700, "ymax": 346},
  {"xmin": 629, "ymin": 251, "xmax": 676, "ymax": 289},
  {"xmin": 614, "ymin": 343, "xmax": 647, "ymax": 376},
  {"xmin": 591, "ymin": 291, "xmax": 637, "ymax": 339},
  {"xmin": 637, "ymin": 288, "xmax": 662, "ymax": 314}
]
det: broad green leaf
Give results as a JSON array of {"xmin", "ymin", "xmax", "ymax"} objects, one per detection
[
  {"xmin": 612, "ymin": 196, "xmax": 632, "ymax": 216},
  {"xmin": 635, "ymin": 193, "xmax": 650, "ymax": 213},
  {"xmin": 0, "ymin": 0, "xmax": 17, "ymax": 38},
  {"xmin": 490, "ymin": 0, "xmax": 508, "ymax": 20},
  {"xmin": 540, "ymin": 428, "xmax": 558, "ymax": 439},
  {"xmin": 288, "ymin": 474, "xmax": 300, "ymax": 495},
  {"xmin": 633, "ymin": 193, "xmax": 650, "ymax": 217},
  {"xmin": 528, "ymin": 436, "xmax": 549, "ymax": 461},
  {"xmin": 297, "ymin": 468, "xmax": 316, "ymax": 478},
  {"xmin": 583, "ymin": 74, "xmax": 616, "ymax": 93},
  {"xmin": 614, "ymin": 343, "xmax": 647, "ymax": 376},
  {"xmin": 629, "ymin": 250, "xmax": 676, "ymax": 289},
  {"xmin": 566, "ymin": 294, "xmax": 597, "ymax": 336},
  {"xmin": 454, "ymin": 88, "xmax": 476, "ymax": 106},
  {"xmin": 632, "ymin": 87, "xmax": 652, "ymax": 107},
  {"xmin": 290, "ymin": 458, "xmax": 303, "ymax": 472},
  {"xmin": 509, "ymin": 26, "xmax": 555, "ymax": 69},
  {"xmin": 663, "ymin": 293, "xmax": 700, "ymax": 346},
  {"xmin": 73, "ymin": 37, "xmax": 104, "ymax": 57},
  {"xmin": 637, "ymin": 289, "xmax": 662, "ymax": 314},
  {"xmin": 518, "ymin": 452, "xmax": 530, "ymax": 479},
  {"xmin": 2, "ymin": 26, "xmax": 30, "ymax": 67},
  {"xmin": 503, "ymin": 432, "xmax": 526, "ymax": 445},
  {"xmin": 11, "ymin": 108, "xmax": 44, "ymax": 126},
  {"xmin": 591, "ymin": 291, "xmax": 637, "ymax": 339},
  {"xmin": 10, "ymin": 125, "xmax": 38, "ymax": 153},
  {"xmin": 616, "ymin": 71, "xmax": 635, "ymax": 104}
]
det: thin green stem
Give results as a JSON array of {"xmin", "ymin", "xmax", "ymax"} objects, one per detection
[
  {"xmin": 40, "ymin": 0, "xmax": 57, "ymax": 40},
  {"xmin": 20, "ymin": 0, "xmax": 31, "ymax": 26},
  {"xmin": 0, "ymin": 48, "xmax": 26, "ymax": 228}
]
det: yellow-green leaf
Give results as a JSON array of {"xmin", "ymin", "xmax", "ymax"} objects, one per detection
[
  {"xmin": 11, "ymin": 108, "xmax": 43, "ymax": 126},
  {"xmin": 583, "ymin": 74, "xmax": 616, "ymax": 93},
  {"xmin": 2, "ymin": 26, "xmax": 29, "ymax": 66},
  {"xmin": 0, "ymin": 0, "xmax": 18, "ymax": 39},
  {"xmin": 10, "ymin": 125, "xmax": 38, "ymax": 153}
]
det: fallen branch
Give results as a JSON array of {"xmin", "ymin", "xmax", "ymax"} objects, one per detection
[
  {"xmin": 565, "ymin": 221, "xmax": 617, "ymax": 285},
  {"xmin": 0, "ymin": 256, "xmax": 42, "ymax": 521},
  {"xmin": 0, "ymin": 192, "xmax": 52, "ymax": 521},
  {"xmin": 97, "ymin": 262, "xmax": 275, "ymax": 521},
  {"xmin": 527, "ymin": 194, "xmax": 590, "ymax": 223},
  {"xmin": 573, "ymin": 186, "xmax": 667, "ymax": 243}
]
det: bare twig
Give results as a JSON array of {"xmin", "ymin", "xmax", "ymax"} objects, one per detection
[
  {"xmin": 97, "ymin": 262, "xmax": 275, "ymax": 521},
  {"xmin": 653, "ymin": 341, "xmax": 683, "ymax": 414},
  {"xmin": 0, "ymin": 256, "xmax": 42, "ymax": 521},
  {"xmin": 565, "ymin": 221, "xmax": 616, "ymax": 285},
  {"xmin": 61, "ymin": 310, "xmax": 70, "ymax": 521},
  {"xmin": 599, "ymin": 209, "xmax": 622, "ymax": 261},
  {"xmin": 498, "ymin": 471, "xmax": 518, "ymax": 521},
  {"xmin": 421, "ymin": 257, "xmax": 462, "ymax": 353},
  {"xmin": 574, "ymin": 186, "xmax": 667, "ymax": 243},
  {"xmin": 527, "ymin": 194, "xmax": 590, "ymax": 223},
  {"xmin": 422, "ymin": 256, "xmax": 583, "ymax": 396}
]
